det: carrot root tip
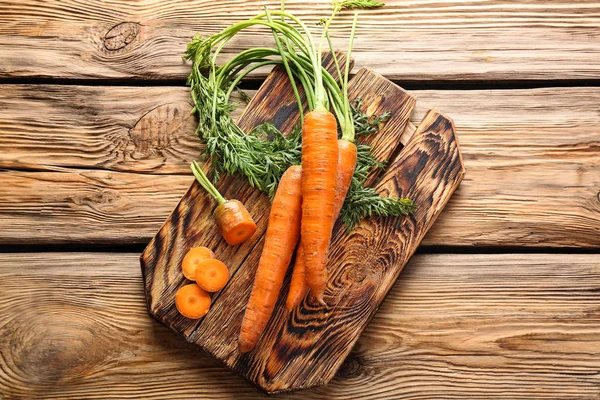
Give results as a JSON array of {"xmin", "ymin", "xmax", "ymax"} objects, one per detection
[{"xmin": 239, "ymin": 340, "xmax": 253, "ymax": 353}]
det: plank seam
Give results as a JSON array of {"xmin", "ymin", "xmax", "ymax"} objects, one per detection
[
  {"xmin": 3, "ymin": 244, "xmax": 599, "ymax": 255},
  {"xmin": 3, "ymin": 77, "xmax": 600, "ymax": 91}
]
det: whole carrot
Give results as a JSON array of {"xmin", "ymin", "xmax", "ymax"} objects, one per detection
[
  {"xmin": 332, "ymin": 139, "xmax": 358, "ymax": 219},
  {"xmin": 286, "ymin": 243, "xmax": 306, "ymax": 310},
  {"xmin": 301, "ymin": 110, "xmax": 339, "ymax": 304},
  {"xmin": 239, "ymin": 165, "xmax": 303, "ymax": 353},
  {"xmin": 286, "ymin": 139, "xmax": 357, "ymax": 310}
]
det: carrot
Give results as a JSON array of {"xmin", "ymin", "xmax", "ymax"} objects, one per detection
[
  {"xmin": 301, "ymin": 110, "xmax": 339, "ymax": 304},
  {"xmin": 333, "ymin": 139, "xmax": 358, "ymax": 217},
  {"xmin": 239, "ymin": 165, "xmax": 303, "ymax": 353},
  {"xmin": 182, "ymin": 246, "xmax": 215, "ymax": 281},
  {"xmin": 213, "ymin": 199, "xmax": 257, "ymax": 245},
  {"xmin": 175, "ymin": 284, "xmax": 211, "ymax": 319},
  {"xmin": 285, "ymin": 243, "xmax": 306, "ymax": 310},
  {"xmin": 191, "ymin": 161, "xmax": 257, "ymax": 245},
  {"xmin": 286, "ymin": 139, "xmax": 357, "ymax": 310},
  {"xmin": 195, "ymin": 259, "xmax": 229, "ymax": 292}
]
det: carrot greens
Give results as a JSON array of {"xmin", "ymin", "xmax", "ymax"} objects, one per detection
[{"xmin": 184, "ymin": 2, "xmax": 413, "ymax": 229}]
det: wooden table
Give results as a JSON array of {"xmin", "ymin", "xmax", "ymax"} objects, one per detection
[{"xmin": 1, "ymin": 1, "xmax": 599, "ymax": 399}]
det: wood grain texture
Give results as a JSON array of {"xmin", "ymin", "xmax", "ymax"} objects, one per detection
[
  {"xmin": 0, "ymin": 85, "xmax": 200, "ymax": 175},
  {"xmin": 1, "ymin": 86, "xmax": 599, "ymax": 247},
  {"xmin": 140, "ymin": 66, "xmax": 416, "ymax": 350},
  {"xmin": 0, "ymin": 170, "xmax": 191, "ymax": 245},
  {"xmin": 0, "ymin": 1, "xmax": 599, "ymax": 81},
  {"xmin": 1, "ymin": 252, "xmax": 599, "ymax": 399}
]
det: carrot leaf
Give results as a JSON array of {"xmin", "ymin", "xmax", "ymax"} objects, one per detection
[{"xmin": 341, "ymin": 185, "xmax": 415, "ymax": 231}]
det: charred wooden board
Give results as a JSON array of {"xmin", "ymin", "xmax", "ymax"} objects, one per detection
[{"xmin": 141, "ymin": 65, "xmax": 464, "ymax": 393}]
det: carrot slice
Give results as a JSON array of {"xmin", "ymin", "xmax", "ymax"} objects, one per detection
[
  {"xmin": 175, "ymin": 284, "xmax": 211, "ymax": 319},
  {"xmin": 195, "ymin": 259, "xmax": 230, "ymax": 292},
  {"xmin": 181, "ymin": 246, "xmax": 215, "ymax": 281}
]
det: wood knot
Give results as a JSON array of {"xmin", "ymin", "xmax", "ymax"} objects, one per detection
[
  {"xmin": 92, "ymin": 188, "xmax": 122, "ymax": 206},
  {"xmin": 122, "ymin": 102, "xmax": 194, "ymax": 162},
  {"xmin": 104, "ymin": 22, "xmax": 140, "ymax": 51},
  {"xmin": 3, "ymin": 310, "xmax": 114, "ymax": 386},
  {"xmin": 336, "ymin": 355, "xmax": 365, "ymax": 379},
  {"xmin": 347, "ymin": 264, "xmax": 367, "ymax": 283},
  {"xmin": 70, "ymin": 188, "xmax": 124, "ymax": 212}
]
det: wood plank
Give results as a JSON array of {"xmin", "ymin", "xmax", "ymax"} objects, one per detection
[
  {"xmin": 1, "ymin": 85, "xmax": 598, "ymax": 248},
  {"xmin": 1, "ymin": 1, "xmax": 599, "ymax": 81},
  {"xmin": 0, "ymin": 85, "xmax": 200, "ymax": 175},
  {"xmin": 1, "ymin": 252, "xmax": 599, "ymax": 399},
  {"xmin": 0, "ymin": 170, "xmax": 191, "ymax": 245}
]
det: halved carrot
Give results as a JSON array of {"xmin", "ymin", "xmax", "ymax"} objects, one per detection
[
  {"xmin": 175, "ymin": 284, "xmax": 211, "ymax": 319},
  {"xmin": 182, "ymin": 246, "xmax": 215, "ymax": 281},
  {"xmin": 195, "ymin": 259, "xmax": 230, "ymax": 292}
]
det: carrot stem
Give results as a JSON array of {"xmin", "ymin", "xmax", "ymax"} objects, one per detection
[
  {"xmin": 326, "ymin": 32, "xmax": 343, "ymax": 83},
  {"xmin": 190, "ymin": 161, "xmax": 226, "ymax": 205},
  {"xmin": 341, "ymin": 13, "xmax": 358, "ymax": 141},
  {"xmin": 265, "ymin": 7, "xmax": 304, "ymax": 122}
]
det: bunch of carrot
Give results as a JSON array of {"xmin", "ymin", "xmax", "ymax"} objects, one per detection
[
  {"xmin": 181, "ymin": 0, "xmax": 410, "ymax": 352},
  {"xmin": 239, "ymin": 5, "xmax": 366, "ymax": 352}
]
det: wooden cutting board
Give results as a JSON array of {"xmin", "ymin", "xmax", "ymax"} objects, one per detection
[{"xmin": 140, "ymin": 64, "xmax": 465, "ymax": 394}]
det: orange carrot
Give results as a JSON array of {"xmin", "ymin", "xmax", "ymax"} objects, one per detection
[
  {"xmin": 285, "ymin": 243, "xmax": 306, "ymax": 310},
  {"xmin": 195, "ymin": 259, "xmax": 230, "ymax": 292},
  {"xmin": 301, "ymin": 110, "xmax": 339, "ymax": 304},
  {"xmin": 213, "ymin": 199, "xmax": 257, "ymax": 245},
  {"xmin": 191, "ymin": 161, "xmax": 257, "ymax": 245},
  {"xmin": 332, "ymin": 139, "xmax": 358, "ymax": 218},
  {"xmin": 286, "ymin": 138, "xmax": 357, "ymax": 310},
  {"xmin": 239, "ymin": 165, "xmax": 303, "ymax": 353},
  {"xmin": 175, "ymin": 284, "xmax": 211, "ymax": 319},
  {"xmin": 182, "ymin": 246, "xmax": 215, "ymax": 281}
]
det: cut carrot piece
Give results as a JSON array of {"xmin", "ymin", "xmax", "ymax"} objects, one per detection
[
  {"xmin": 181, "ymin": 246, "xmax": 215, "ymax": 281},
  {"xmin": 175, "ymin": 284, "xmax": 211, "ymax": 319},
  {"xmin": 213, "ymin": 199, "xmax": 257, "ymax": 245},
  {"xmin": 195, "ymin": 259, "xmax": 230, "ymax": 292},
  {"xmin": 190, "ymin": 161, "xmax": 257, "ymax": 246}
]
